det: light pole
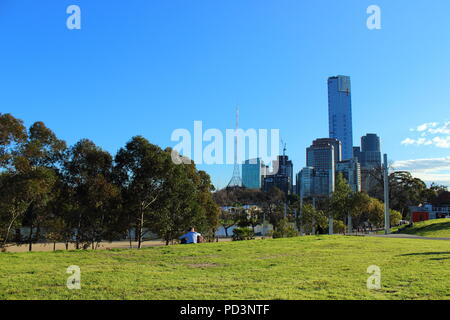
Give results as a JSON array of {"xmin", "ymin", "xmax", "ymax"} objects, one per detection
[{"xmin": 383, "ymin": 153, "xmax": 390, "ymax": 234}]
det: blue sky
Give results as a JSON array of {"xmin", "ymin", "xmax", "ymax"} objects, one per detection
[{"xmin": 1, "ymin": 0, "xmax": 449, "ymax": 188}]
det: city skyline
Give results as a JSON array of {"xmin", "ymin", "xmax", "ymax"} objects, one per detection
[{"xmin": 1, "ymin": 1, "xmax": 450, "ymax": 189}]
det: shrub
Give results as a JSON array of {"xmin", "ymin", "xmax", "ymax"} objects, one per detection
[
  {"xmin": 390, "ymin": 209, "xmax": 402, "ymax": 226},
  {"xmin": 232, "ymin": 228, "xmax": 255, "ymax": 241},
  {"xmin": 333, "ymin": 220, "xmax": 346, "ymax": 234},
  {"xmin": 272, "ymin": 218, "xmax": 298, "ymax": 239}
]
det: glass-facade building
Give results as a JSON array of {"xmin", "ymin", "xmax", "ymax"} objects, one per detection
[
  {"xmin": 336, "ymin": 159, "xmax": 362, "ymax": 193},
  {"xmin": 328, "ymin": 75, "xmax": 354, "ymax": 160},
  {"xmin": 242, "ymin": 158, "xmax": 266, "ymax": 189},
  {"xmin": 305, "ymin": 139, "xmax": 337, "ymax": 196},
  {"xmin": 354, "ymin": 133, "xmax": 382, "ymax": 193},
  {"xmin": 298, "ymin": 167, "xmax": 314, "ymax": 198},
  {"xmin": 263, "ymin": 155, "xmax": 293, "ymax": 195},
  {"xmin": 360, "ymin": 133, "xmax": 382, "ymax": 169}
]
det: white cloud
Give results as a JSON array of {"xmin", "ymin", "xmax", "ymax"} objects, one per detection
[
  {"xmin": 401, "ymin": 121, "xmax": 450, "ymax": 149},
  {"xmin": 392, "ymin": 157, "xmax": 450, "ymax": 186},
  {"xmin": 428, "ymin": 122, "xmax": 450, "ymax": 135},
  {"xmin": 432, "ymin": 136, "xmax": 450, "ymax": 148},
  {"xmin": 401, "ymin": 137, "xmax": 434, "ymax": 146},
  {"xmin": 401, "ymin": 138, "xmax": 416, "ymax": 145},
  {"xmin": 416, "ymin": 138, "xmax": 427, "ymax": 145},
  {"xmin": 393, "ymin": 157, "xmax": 450, "ymax": 171},
  {"xmin": 416, "ymin": 122, "xmax": 438, "ymax": 132}
]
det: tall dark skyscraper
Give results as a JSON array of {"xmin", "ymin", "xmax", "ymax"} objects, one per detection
[
  {"xmin": 354, "ymin": 134, "xmax": 382, "ymax": 169},
  {"xmin": 360, "ymin": 133, "xmax": 382, "ymax": 168},
  {"xmin": 354, "ymin": 133, "xmax": 382, "ymax": 192},
  {"xmin": 263, "ymin": 155, "xmax": 293, "ymax": 195},
  {"xmin": 328, "ymin": 75, "xmax": 354, "ymax": 160}
]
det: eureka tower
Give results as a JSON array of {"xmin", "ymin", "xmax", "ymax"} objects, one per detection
[{"xmin": 327, "ymin": 75, "xmax": 354, "ymax": 160}]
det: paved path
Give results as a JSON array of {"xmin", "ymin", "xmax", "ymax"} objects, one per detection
[{"xmin": 367, "ymin": 234, "xmax": 450, "ymax": 241}]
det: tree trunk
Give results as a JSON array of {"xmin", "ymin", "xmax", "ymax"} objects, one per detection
[
  {"xmin": 53, "ymin": 242, "xmax": 56, "ymax": 251},
  {"xmin": 3, "ymin": 210, "xmax": 21, "ymax": 248},
  {"xmin": 76, "ymin": 212, "xmax": 82, "ymax": 250},
  {"xmin": 137, "ymin": 207, "xmax": 144, "ymax": 249},
  {"xmin": 28, "ymin": 223, "xmax": 33, "ymax": 252},
  {"xmin": 128, "ymin": 226, "xmax": 133, "ymax": 249}
]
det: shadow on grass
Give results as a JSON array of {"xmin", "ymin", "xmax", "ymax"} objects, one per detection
[
  {"xmin": 398, "ymin": 221, "xmax": 450, "ymax": 235},
  {"xmin": 399, "ymin": 251, "xmax": 450, "ymax": 261}
]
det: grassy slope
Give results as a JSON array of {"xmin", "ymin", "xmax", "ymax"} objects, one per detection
[
  {"xmin": 395, "ymin": 219, "xmax": 450, "ymax": 238},
  {"xmin": 1, "ymin": 236, "xmax": 449, "ymax": 300}
]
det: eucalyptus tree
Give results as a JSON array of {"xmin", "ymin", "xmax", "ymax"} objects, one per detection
[
  {"xmin": 348, "ymin": 192, "xmax": 371, "ymax": 233},
  {"xmin": 0, "ymin": 113, "xmax": 28, "ymax": 247},
  {"xmin": 263, "ymin": 187, "xmax": 286, "ymax": 230},
  {"xmin": 149, "ymin": 155, "xmax": 200, "ymax": 245},
  {"xmin": 0, "ymin": 118, "xmax": 65, "ymax": 250},
  {"xmin": 219, "ymin": 208, "xmax": 238, "ymax": 238},
  {"xmin": 115, "ymin": 136, "xmax": 171, "ymax": 249},
  {"xmin": 0, "ymin": 113, "xmax": 27, "ymax": 170},
  {"xmin": 367, "ymin": 197, "xmax": 385, "ymax": 228},
  {"xmin": 297, "ymin": 203, "xmax": 327, "ymax": 235},
  {"xmin": 0, "ymin": 168, "xmax": 57, "ymax": 249},
  {"xmin": 64, "ymin": 139, "xmax": 119, "ymax": 249},
  {"xmin": 328, "ymin": 173, "xmax": 352, "ymax": 234},
  {"xmin": 17, "ymin": 121, "xmax": 67, "ymax": 251},
  {"xmin": 196, "ymin": 170, "xmax": 220, "ymax": 240}
]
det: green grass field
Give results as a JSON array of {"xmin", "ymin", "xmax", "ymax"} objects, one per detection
[
  {"xmin": 1, "ymin": 236, "xmax": 449, "ymax": 300},
  {"xmin": 395, "ymin": 219, "xmax": 450, "ymax": 238}
]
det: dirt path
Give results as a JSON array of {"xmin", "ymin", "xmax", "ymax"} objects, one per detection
[{"xmin": 3, "ymin": 238, "xmax": 234, "ymax": 253}]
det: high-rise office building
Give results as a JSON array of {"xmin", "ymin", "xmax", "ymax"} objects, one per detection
[
  {"xmin": 353, "ymin": 146, "xmax": 361, "ymax": 163},
  {"xmin": 297, "ymin": 167, "xmax": 315, "ymax": 198},
  {"xmin": 336, "ymin": 159, "xmax": 361, "ymax": 193},
  {"xmin": 354, "ymin": 133, "xmax": 382, "ymax": 193},
  {"xmin": 273, "ymin": 155, "xmax": 293, "ymax": 187},
  {"xmin": 308, "ymin": 138, "xmax": 342, "ymax": 166},
  {"xmin": 263, "ymin": 155, "xmax": 293, "ymax": 195},
  {"xmin": 328, "ymin": 75, "xmax": 354, "ymax": 160},
  {"xmin": 242, "ymin": 158, "xmax": 267, "ymax": 189},
  {"xmin": 306, "ymin": 139, "xmax": 338, "ymax": 171},
  {"xmin": 360, "ymin": 133, "xmax": 382, "ymax": 169},
  {"xmin": 305, "ymin": 139, "xmax": 336, "ymax": 196},
  {"xmin": 263, "ymin": 175, "xmax": 291, "ymax": 195}
]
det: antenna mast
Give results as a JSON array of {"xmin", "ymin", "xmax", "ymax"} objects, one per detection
[{"xmin": 227, "ymin": 107, "xmax": 243, "ymax": 188}]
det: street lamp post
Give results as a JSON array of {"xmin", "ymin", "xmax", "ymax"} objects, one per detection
[{"xmin": 383, "ymin": 153, "xmax": 390, "ymax": 234}]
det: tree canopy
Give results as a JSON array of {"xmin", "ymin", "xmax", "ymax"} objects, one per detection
[{"xmin": 0, "ymin": 114, "xmax": 219, "ymax": 250}]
